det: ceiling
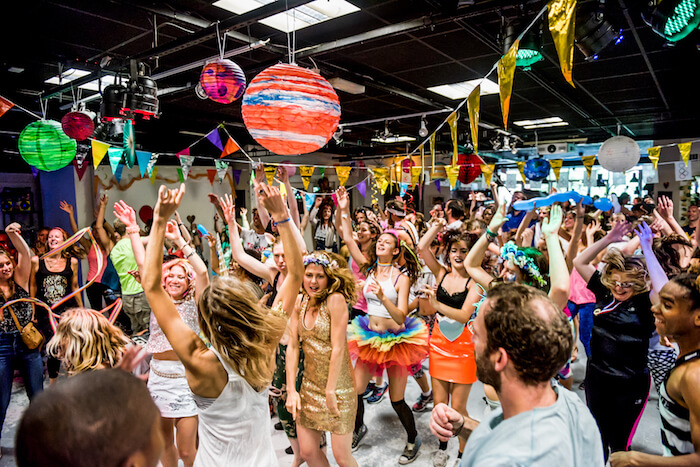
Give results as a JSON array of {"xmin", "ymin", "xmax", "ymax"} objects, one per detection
[{"xmin": 1, "ymin": 0, "xmax": 699, "ymax": 169}]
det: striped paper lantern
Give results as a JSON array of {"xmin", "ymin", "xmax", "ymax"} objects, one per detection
[
  {"xmin": 199, "ymin": 59, "xmax": 246, "ymax": 104},
  {"xmin": 18, "ymin": 120, "xmax": 76, "ymax": 171},
  {"xmin": 241, "ymin": 63, "xmax": 341, "ymax": 156}
]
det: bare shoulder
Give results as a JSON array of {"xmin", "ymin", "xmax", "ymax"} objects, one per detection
[{"xmin": 327, "ymin": 292, "xmax": 346, "ymax": 309}]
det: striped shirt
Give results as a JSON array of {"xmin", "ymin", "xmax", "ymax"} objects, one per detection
[{"xmin": 659, "ymin": 350, "xmax": 700, "ymax": 456}]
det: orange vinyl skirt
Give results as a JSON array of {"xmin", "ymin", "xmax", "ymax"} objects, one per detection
[{"xmin": 429, "ymin": 320, "xmax": 477, "ymax": 384}]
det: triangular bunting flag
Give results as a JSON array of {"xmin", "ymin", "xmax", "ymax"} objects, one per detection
[
  {"xmin": 232, "ymin": 169, "xmax": 242, "ymax": 185},
  {"xmin": 146, "ymin": 153, "xmax": 159, "ymax": 177},
  {"xmin": 647, "ymin": 146, "xmax": 661, "ymax": 169},
  {"xmin": 177, "ymin": 168, "xmax": 185, "ymax": 183},
  {"xmin": 220, "ymin": 137, "xmax": 240, "ymax": 158},
  {"xmin": 73, "ymin": 158, "xmax": 89, "ymax": 181},
  {"xmin": 399, "ymin": 183, "xmax": 408, "ymax": 197},
  {"xmin": 30, "ymin": 167, "xmax": 39, "ymax": 178},
  {"xmin": 114, "ymin": 164, "xmax": 124, "ymax": 184},
  {"xmin": 372, "ymin": 168, "xmax": 390, "ymax": 195},
  {"xmin": 445, "ymin": 165, "xmax": 460, "ymax": 190},
  {"xmin": 300, "ymin": 166, "xmax": 315, "ymax": 190},
  {"xmin": 176, "ymin": 148, "xmax": 190, "ymax": 159},
  {"xmin": 123, "ymin": 119, "xmax": 135, "ymax": 168},
  {"xmin": 411, "ymin": 167, "xmax": 422, "ymax": 186},
  {"xmin": 91, "ymin": 140, "xmax": 110, "ymax": 168},
  {"xmin": 320, "ymin": 168, "xmax": 325, "ymax": 178},
  {"xmin": 447, "ymin": 112, "xmax": 459, "ymax": 165},
  {"xmin": 357, "ymin": 179, "xmax": 367, "ymax": 198},
  {"xmin": 207, "ymin": 169, "xmax": 217, "ymax": 185},
  {"xmin": 435, "ymin": 179, "xmax": 441, "ymax": 193},
  {"xmin": 498, "ymin": 39, "xmax": 519, "ymax": 130},
  {"xmin": 0, "ymin": 96, "xmax": 14, "ymax": 118},
  {"xmin": 279, "ymin": 182, "xmax": 287, "ymax": 199},
  {"xmin": 179, "ymin": 155, "xmax": 195, "ymax": 180},
  {"xmin": 467, "ymin": 85, "xmax": 481, "ymax": 153},
  {"xmin": 548, "ymin": 0, "xmax": 577, "ymax": 87},
  {"xmin": 264, "ymin": 165, "xmax": 276, "ymax": 185},
  {"xmin": 480, "ymin": 164, "xmax": 495, "ymax": 186},
  {"xmin": 107, "ymin": 147, "xmax": 123, "ymax": 175},
  {"xmin": 206, "ymin": 128, "xmax": 224, "ymax": 151},
  {"xmin": 516, "ymin": 161, "xmax": 527, "ymax": 184},
  {"xmin": 336, "ymin": 167, "xmax": 352, "ymax": 187},
  {"xmin": 582, "ymin": 155, "xmax": 596, "ymax": 179},
  {"xmin": 549, "ymin": 159, "xmax": 563, "ymax": 182},
  {"xmin": 679, "ymin": 142, "xmax": 692, "ymax": 166},
  {"xmin": 305, "ymin": 193, "xmax": 315, "ymax": 212},
  {"xmin": 215, "ymin": 160, "xmax": 229, "ymax": 183},
  {"xmin": 149, "ymin": 167, "xmax": 158, "ymax": 184},
  {"xmin": 135, "ymin": 150, "xmax": 151, "ymax": 178}
]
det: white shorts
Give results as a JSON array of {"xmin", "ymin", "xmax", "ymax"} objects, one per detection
[{"xmin": 148, "ymin": 359, "xmax": 197, "ymax": 418}]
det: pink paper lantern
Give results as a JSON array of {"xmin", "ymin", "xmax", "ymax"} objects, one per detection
[
  {"xmin": 199, "ymin": 59, "xmax": 246, "ymax": 104},
  {"xmin": 241, "ymin": 63, "xmax": 341, "ymax": 156},
  {"xmin": 61, "ymin": 111, "xmax": 95, "ymax": 141}
]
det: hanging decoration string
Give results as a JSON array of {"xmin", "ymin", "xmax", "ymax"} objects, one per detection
[
  {"xmin": 39, "ymin": 97, "xmax": 48, "ymax": 120},
  {"xmin": 215, "ymin": 22, "xmax": 226, "ymax": 60}
]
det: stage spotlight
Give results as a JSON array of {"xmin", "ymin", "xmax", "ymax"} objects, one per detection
[
  {"xmin": 503, "ymin": 17, "xmax": 544, "ymax": 70},
  {"xmin": 644, "ymin": 0, "xmax": 700, "ymax": 42},
  {"xmin": 575, "ymin": 2, "xmax": 622, "ymax": 61}
]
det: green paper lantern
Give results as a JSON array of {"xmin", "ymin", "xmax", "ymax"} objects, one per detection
[{"xmin": 18, "ymin": 120, "xmax": 76, "ymax": 171}]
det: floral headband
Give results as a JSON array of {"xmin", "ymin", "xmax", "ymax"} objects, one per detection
[
  {"xmin": 500, "ymin": 241, "xmax": 546, "ymax": 288},
  {"xmin": 303, "ymin": 253, "xmax": 339, "ymax": 269}
]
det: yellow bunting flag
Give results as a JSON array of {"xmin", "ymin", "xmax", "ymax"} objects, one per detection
[
  {"xmin": 447, "ymin": 112, "xmax": 459, "ymax": 165},
  {"xmin": 336, "ymin": 166, "xmax": 351, "ymax": 186},
  {"xmin": 149, "ymin": 167, "xmax": 158, "ymax": 185},
  {"xmin": 299, "ymin": 166, "xmax": 314, "ymax": 190},
  {"xmin": 279, "ymin": 182, "xmax": 287, "ymax": 200},
  {"xmin": 548, "ymin": 0, "xmax": 577, "ymax": 87},
  {"xmin": 372, "ymin": 168, "xmax": 390, "ymax": 195},
  {"xmin": 467, "ymin": 85, "xmax": 481, "ymax": 153},
  {"xmin": 582, "ymin": 155, "xmax": 596, "ymax": 179},
  {"xmin": 432, "ymin": 165, "xmax": 447, "ymax": 180},
  {"xmin": 91, "ymin": 140, "xmax": 110, "ymax": 168},
  {"xmin": 480, "ymin": 164, "xmax": 495, "ymax": 186},
  {"xmin": 411, "ymin": 166, "xmax": 422, "ymax": 186},
  {"xmin": 430, "ymin": 133, "xmax": 437, "ymax": 177},
  {"xmin": 679, "ymin": 142, "xmax": 692, "ymax": 166},
  {"xmin": 647, "ymin": 147, "xmax": 661, "ymax": 169},
  {"xmin": 516, "ymin": 161, "xmax": 527, "ymax": 184},
  {"xmin": 498, "ymin": 39, "xmax": 519, "ymax": 130},
  {"xmin": 549, "ymin": 159, "xmax": 563, "ymax": 181},
  {"xmin": 264, "ymin": 165, "xmax": 276, "ymax": 185},
  {"xmin": 445, "ymin": 165, "xmax": 460, "ymax": 190}
]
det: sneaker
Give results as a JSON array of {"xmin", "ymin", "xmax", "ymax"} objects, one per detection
[
  {"xmin": 285, "ymin": 446, "xmax": 293, "ymax": 455},
  {"xmin": 361, "ymin": 381, "xmax": 377, "ymax": 399},
  {"xmin": 432, "ymin": 449, "xmax": 448, "ymax": 467},
  {"xmin": 274, "ymin": 421, "xmax": 283, "ymax": 431},
  {"xmin": 452, "ymin": 458, "xmax": 462, "ymax": 467},
  {"xmin": 412, "ymin": 391, "xmax": 433, "ymax": 412},
  {"xmin": 367, "ymin": 383, "xmax": 388, "ymax": 404},
  {"xmin": 352, "ymin": 424, "xmax": 368, "ymax": 452},
  {"xmin": 398, "ymin": 436, "xmax": 422, "ymax": 465}
]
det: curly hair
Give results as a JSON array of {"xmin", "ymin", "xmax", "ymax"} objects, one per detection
[
  {"xmin": 442, "ymin": 231, "xmax": 478, "ymax": 270},
  {"xmin": 302, "ymin": 251, "xmax": 357, "ymax": 306},
  {"xmin": 670, "ymin": 273, "xmax": 700, "ymax": 311},
  {"xmin": 600, "ymin": 248, "xmax": 649, "ymax": 295},
  {"xmin": 161, "ymin": 258, "xmax": 196, "ymax": 300},
  {"xmin": 484, "ymin": 283, "xmax": 572, "ymax": 385},
  {"xmin": 653, "ymin": 234, "xmax": 692, "ymax": 278},
  {"xmin": 46, "ymin": 308, "xmax": 130, "ymax": 375},
  {"xmin": 197, "ymin": 275, "xmax": 286, "ymax": 391}
]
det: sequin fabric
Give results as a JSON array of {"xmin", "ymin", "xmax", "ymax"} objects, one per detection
[
  {"xmin": 146, "ymin": 298, "xmax": 200, "ymax": 354},
  {"xmin": 298, "ymin": 295, "xmax": 356, "ymax": 434}
]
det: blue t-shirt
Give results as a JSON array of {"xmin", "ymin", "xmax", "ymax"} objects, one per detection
[
  {"xmin": 461, "ymin": 383, "xmax": 604, "ymax": 467},
  {"xmin": 501, "ymin": 211, "xmax": 536, "ymax": 233}
]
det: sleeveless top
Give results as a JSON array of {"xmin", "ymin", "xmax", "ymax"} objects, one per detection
[
  {"xmin": 146, "ymin": 297, "xmax": 200, "ymax": 354},
  {"xmin": 363, "ymin": 268, "xmax": 399, "ymax": 319},
  {"xmin": 87, "ymin": 244, "xmax": 107, "ymax": 283},
  {"xmin": 436, "ymin": 274, "xmax": 469, "ymax": 311},
  {"xmin": 0, "ymin": 284, "xmax": 33, "ymax": 333},
  {"xmin": 349, "ymin": 257, "xmax": 367, "ymax": 312},
  {"xmin": 35, "ymin": 258, "xmax": 76, "ymax": 313},
  {"xmin": 193, "ymin": 347, "xmax": 277, "ymax": 467},
  {"xmin": 659, "ymin": 349, "xmax": 700, "ymax": 456},
  {"xmin": 265, "ymin": 272, "xmax": 281, "ymax": 308}
]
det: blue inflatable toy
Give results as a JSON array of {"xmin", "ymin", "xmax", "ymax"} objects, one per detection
[
  {"xmin": 512, "ymin": 190, "xmax": 595, "ymax": 211},
  {"xmin": 524, "ymin": 159, "xmax": 551, "ymax": 181}
]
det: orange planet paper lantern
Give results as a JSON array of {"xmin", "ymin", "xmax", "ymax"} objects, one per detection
[
  {"xmin": 241, "ymin": 63, "xmax": 341, "ymax": 155},
  {"xmin": 199, "ymin": 59, "xmax": 246, "ymax": 104}
]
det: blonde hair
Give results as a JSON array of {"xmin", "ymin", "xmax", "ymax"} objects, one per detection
[
  {"xmin": 197, "ymin": 276, "xmax": 286, "ymax": 391},
  {"xmin": 302, "ymin": 251, "xmax": 357, "ymax": 306},
  {"xmin": 46, "ymin": 308, "xmax": 130, "ymax": 375},
  {"xmin": 162, "ymin": 258, "xmax": 196, "ymax": 300},
  {"xmin": 600, "ymin": 249, "xmax": 649, "ymax": 295}
]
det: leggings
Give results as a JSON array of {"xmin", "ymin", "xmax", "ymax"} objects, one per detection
[{"xmin": 585, "ymin": 367, "xmax": 650, "ymax": 460}]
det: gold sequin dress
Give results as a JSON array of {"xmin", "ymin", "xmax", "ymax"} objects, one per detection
[{"xmin": 298, "ymin": 296, "xmax": 357, "ymax": 434}]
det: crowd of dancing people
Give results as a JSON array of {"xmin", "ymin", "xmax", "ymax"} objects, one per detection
[{"xmin": 2, "ymin": 167, "xmax": 700, "ymax": 466}]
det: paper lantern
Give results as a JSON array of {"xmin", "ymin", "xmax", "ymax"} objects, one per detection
[
  {"xmin": 18, "ymin": 120, "xmax": 76, "ymax": 172},
  {"xmin": 598, "ymin": 136, "xmax": 640, "ymax": 173},
  {"xmin": 524, "ymin": 158, "xmax": 551, "ymax": 181},
  {"xmin": 61, "ymin": 111, "xmax": 94, "ymax": 141},
  {"xmin": 241, "ymin": 63, "xmax": 341, "ymax": 155},
  {"xmin": 199, "ymin": 59, "xmax": 246, "ymax": 104},
  {"xmin": 457, "ymin": 152, "xmax": 484, "ymax": 184}
]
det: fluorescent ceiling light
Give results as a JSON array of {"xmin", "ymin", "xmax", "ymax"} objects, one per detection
[
  {"xmin": 78, "ymin": 77, "xmax": 116, "ymax": 92},
  {"xmin": 44, "ymin": 68, "xmax": 91, "ymax": 85},
  {"xmin": 522, "ymin": 122, "xmax": 569, "ymax": 129},
  {"xmin": 514, "ymin": 117, "xmax": 569, "ymax": 129},
  {"xmin": 427, "ymin": 78, "xmax": 499, "ymax": 100},
  {"xmin": 8, "ymin": 67, "xmax": 24, "ymax": 74},
  {"xmin": 371, "ymin": 135, "xmax": 416, "ymax": 144},
  {"xmin": 213, "ymin": 0, "xmax": 274, "ymax": 15},
  {"xmin": 260, "ymin": 0, "xmax": 360, "ymax": 32}
]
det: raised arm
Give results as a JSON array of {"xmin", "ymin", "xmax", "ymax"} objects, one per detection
[
  {"xmin": 166, "ymin": 220, "xmax": 210, "ymax": 302},
  {"xmin": 5, "ymin": 223, "xmax": 31, "ymax": 290},
  {"xmin": 417, "ymin": 218, "xmax": 446, "ymax": 277},
  {"xmin": 636, "ymin": 221, "xmax": 668, "ymax": 304},
  {"xmin": 657, "ymin": 196, "xmax": 687, "ymax": 238},
  {"xmin": 565, "ymin": 203, "xmax": 586, "ymax": 272},
  {"xmin": 574, "ymin": 221, "xmax": 633, "ymax": 283},
  {"xmin": 514, "ymin": 208, "xmax": 537, "ymax": 247},
  {"xmin": 336, "ymin": 187, "xmax": 368, "ymax": 267},
  {"xmin": 423, "ymin": 282, "xmax": 481, "ymax": 323},
  {"xmin": 542, "ymin": 205, "xmax": 570, "ymax": 310},
  {"xmin": 239, "ymin": 207, "xmax": 250, "ymax": 231},
  {"xmin": 95, "ymin": 194, "xmax": 115, "ymax": 253},
  {"xmin": 278, "ymin": 167, "xmax": 301, "ymax": 229},
  {"xmin": 174, "ymin": 211, "xmax": 193, "ymax": 245},
  {"xmin": 59, "ymin": 201, "xmax": 91, "ymax": 252},
  {"xmin": 466, "ymin": 204, "xmax": 507, "ymax": 289},
  {"xmin": 254, "ymin": 166, "xmax": 271, "ymax": 229},
  {"xmin": 114, "ymin": 200, "xmax": 145, "ymax": 273},
  {"xmin": 204, "ymin": 233, "xmax": 221, "ymax": 276}
]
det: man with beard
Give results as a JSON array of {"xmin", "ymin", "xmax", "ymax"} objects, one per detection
[{"xmin": 430, "ymin": 283, "xmax": 604, "ymax": 466}]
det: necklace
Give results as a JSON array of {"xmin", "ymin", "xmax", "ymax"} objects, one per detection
[{"xmin": 377, "ymin": 262, "xmax": 392, "ymax": 267}]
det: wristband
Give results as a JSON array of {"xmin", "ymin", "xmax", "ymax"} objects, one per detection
[
  {"xmin": 485, "ymin": 228, "xmax": 497, "ymax": 238},
  {"xmin": 126, "ymin": 226, "xmax": 140, "ymax": 235},
  {"xmin": 184, "ymin": 250, "xmax": 196, "ymax": 259},
  {"xmin": 275, "ymin": 217, "xmax": 291, "ymax": 225},
  {"xmin": 453, "ymin": 416, "xmax": 466, "ymax": 438}
]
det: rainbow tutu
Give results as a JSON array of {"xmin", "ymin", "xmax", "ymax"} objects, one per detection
[{"xmin": 348, "ymin": 316, "xmax": 428, "ymax": 376}]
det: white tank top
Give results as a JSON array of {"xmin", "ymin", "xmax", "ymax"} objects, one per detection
[
  {"xmin": 363, "ymin": 268, "xmax": 399, "ymax": 319},
  {"xmin": 193, "ymin": 348, "xmax": 278, "ymax": 467}
]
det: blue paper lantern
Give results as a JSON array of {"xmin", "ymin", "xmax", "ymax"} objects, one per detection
[{"xmin": 524, "ymin": 159, "xmax": 551, "ymax": 181}]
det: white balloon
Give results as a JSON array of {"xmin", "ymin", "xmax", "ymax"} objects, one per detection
[{"xmin": 597, "ymin": 136, "xmax": 640, "ymax": 173}]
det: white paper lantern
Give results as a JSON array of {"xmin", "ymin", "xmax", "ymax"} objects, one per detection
[{"xmin": 597, "ymin": 136, "xmax": 640, "ymax": 173}]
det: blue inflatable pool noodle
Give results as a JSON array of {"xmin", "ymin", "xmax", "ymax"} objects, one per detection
[
  {"xmin": 512, "ymin": 190, "xmax": 594, "ymax": 211},
  {"xmin": 196, "ymin": 224, "xmax": 209, "ymax": 237}
]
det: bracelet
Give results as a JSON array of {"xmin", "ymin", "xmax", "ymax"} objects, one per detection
[
  {"xmin": 184, "ymin": 249, "xmax": 196, "ymax": 259},
  {"xmin": 453, "ymin": 416, "xmax": 466, "ymax": 438},
  {"xmin": 178, "ymin": 223, "xmax": 184, "ymax": 227},
  {"xmin": 275, "ymin": 217, "xmax": 291, "ymax": 225},
  {"xmin": 485, "ymin": 228, "xmax": 497, "ymax": 238},
  {"xmin": 126, "ymin": 226, "xmax": 140, "ymax": 235}
]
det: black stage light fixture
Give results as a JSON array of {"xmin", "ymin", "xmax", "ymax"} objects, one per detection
[
  {"xmin": 503, "ymin": 17, "xmax": 544, "ymax": 70},
  {"xmin": 644, "ymin": 0, "xmax": 700, "ymax": 42},
  {"xmin": 122, "ymin": 60, "xmax": 159, "ymax": 119},
  {"xmin": 575, "ymin": 1, "xmax": 623, "ymax": 61}
]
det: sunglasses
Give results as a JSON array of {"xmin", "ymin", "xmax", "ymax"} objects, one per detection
[{"xmin": 613, "ymin": 281, "xmax": 634, "ymax": 289}]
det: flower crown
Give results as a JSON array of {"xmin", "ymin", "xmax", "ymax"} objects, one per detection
[
  {"xmin": 500, "ymin": 241, "xmax": 546, "ymax": 288},
  {"xmin": 303, "ymin": 253, "xmax": 339, "ymax": 269}
]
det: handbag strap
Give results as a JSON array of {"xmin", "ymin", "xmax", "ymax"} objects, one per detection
[{"xmin": 6, "ymin": 303, "xmax": 24, "ymax": 332}]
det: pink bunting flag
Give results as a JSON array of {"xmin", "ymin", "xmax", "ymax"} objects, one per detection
[{"xmin": 176, "ymin": 148, "xmax": 190, "ymax": 159}]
